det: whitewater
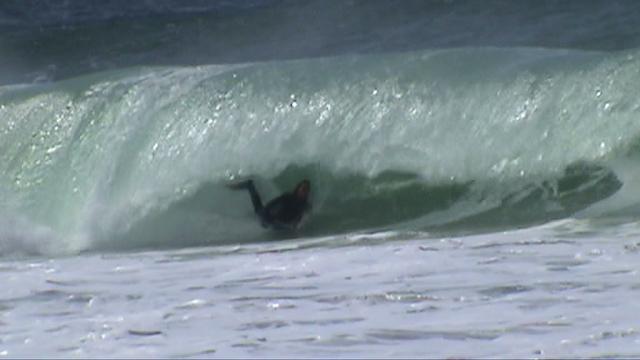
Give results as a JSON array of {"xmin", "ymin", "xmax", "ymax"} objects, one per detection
[{"xmin": 1, "ymin": 0, "xmax": 640, "ymax": 357}]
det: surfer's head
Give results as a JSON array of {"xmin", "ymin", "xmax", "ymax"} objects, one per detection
[{"xmin": 294, "ymin": 179, "xmax": 311, "ymax": 200}]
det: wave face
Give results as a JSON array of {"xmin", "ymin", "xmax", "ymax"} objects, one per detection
[{"xmin": 2, "ymin": 46, "xmax": 640, "ymax": 255}]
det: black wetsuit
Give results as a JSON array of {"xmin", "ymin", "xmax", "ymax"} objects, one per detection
[{"xmin": 230, "ymin": 180, "xmax": 311, "ymax": 229}]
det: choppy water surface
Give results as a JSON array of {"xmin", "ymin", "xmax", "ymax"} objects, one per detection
[{"xmin": 2, "ymin": 220, "xmax": 640, "ymax": 358}]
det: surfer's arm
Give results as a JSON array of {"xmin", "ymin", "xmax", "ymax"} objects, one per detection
[{"xmin": 228, "ymin": 179, "xmax": 264, "ymax": 215}]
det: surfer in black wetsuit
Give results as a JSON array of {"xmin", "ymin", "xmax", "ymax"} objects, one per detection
[{"xmin": 228, "ymin": 179, "xmax": 311, "ymax": 229}]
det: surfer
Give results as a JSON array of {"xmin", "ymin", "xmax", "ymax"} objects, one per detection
[{"xmin": 228, "ymin": 179, "xmax": 312, "ymax": 229}]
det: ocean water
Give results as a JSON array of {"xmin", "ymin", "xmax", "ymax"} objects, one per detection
[{"xmin": 2, "ymin": 0, "xmax": 640, "ymax": 357}]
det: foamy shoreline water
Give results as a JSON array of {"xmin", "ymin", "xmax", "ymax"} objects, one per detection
[{"xmin": 2, "ymin": 221, "xmax": 640, "ymax": 358}]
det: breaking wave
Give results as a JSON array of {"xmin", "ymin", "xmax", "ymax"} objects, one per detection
[{"xmin": 1, "ymin": 46, "xmax": 639, "ymax": 255}]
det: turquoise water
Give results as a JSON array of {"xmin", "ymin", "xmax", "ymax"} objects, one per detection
[{"xmin": 1, "ymin": 47, "xmax": 639, "ymax": 254}]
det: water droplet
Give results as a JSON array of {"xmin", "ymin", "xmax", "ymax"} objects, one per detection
[
  {"xmin": 268, "ymin": 302, "xmax": 281, "ymax": 309},
  {"xmin": 491, "ymin": 158, "xmax": 509, "ymax": 173},
  {"xmin": 46, "ymin": 144, "xmax": 61, "ymax": 155}
]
